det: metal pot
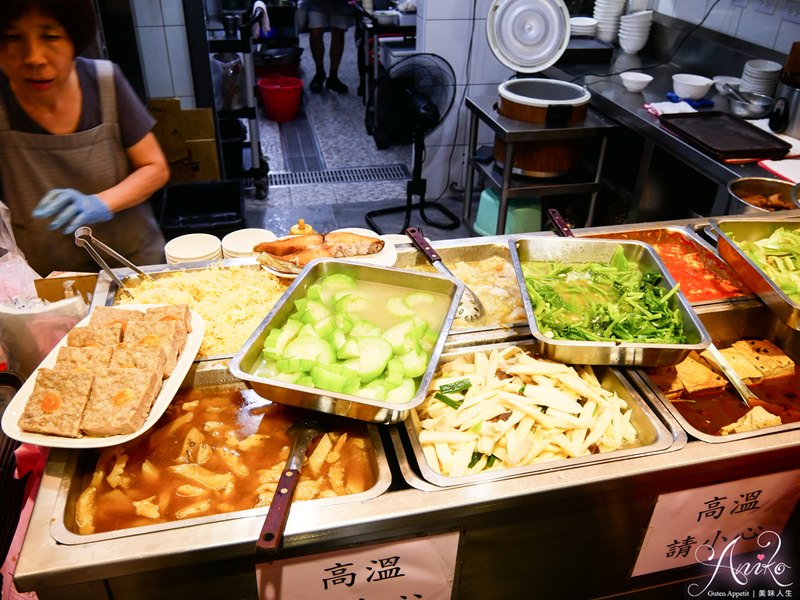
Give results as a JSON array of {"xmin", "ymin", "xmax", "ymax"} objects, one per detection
[
  {"xmin": 494, "ymin": 78, "xmax": 591, "ymax": 177},
  {"xmin": 727, "ymin": 177, "xmax": 800, "ymax": 214},
  {"xmin": 768, "ymin": 81, "xmax": 800, "ymax": 138}
]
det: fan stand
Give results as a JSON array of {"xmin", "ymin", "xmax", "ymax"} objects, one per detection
[{"xmin": 365, "ymin": 130, "xmax": 461, "ymax": 235}]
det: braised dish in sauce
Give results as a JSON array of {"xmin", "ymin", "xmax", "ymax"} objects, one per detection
[
  {"xmin": 589, "ymin": 229, "xmax": 750, "ymax": 303},
  {"xmin": 74, "ymin": 386, "xmax": 376, "ymax": 534},
  {"xmin": 646, "ymin": 339, "xmax": 800, "ymax": 435}
]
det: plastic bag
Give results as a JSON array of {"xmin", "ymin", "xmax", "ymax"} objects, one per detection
[
  {"xmin": 0, "ymin": 200, "xmax": 41, "ymax": 303},
  {"xmin": 0, "ymin": 296, "xmax": 88, "ymax": 379}
]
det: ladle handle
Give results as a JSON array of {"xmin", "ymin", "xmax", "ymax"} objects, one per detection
[
  {"xmin": 547, "ymin": 208, "xmax": 575, "ymax": 238},
  {"xmin": 256, "ymin": 464, "xmax": 301, "ymax": 552},
  {"xmin": 404, "ymin": 226, "xmax": 441, "ymax": 263}
]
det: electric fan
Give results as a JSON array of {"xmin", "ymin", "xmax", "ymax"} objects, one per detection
[{"xmin": 365, "ymin": 53, "xmax": 460, "ymax": 234}]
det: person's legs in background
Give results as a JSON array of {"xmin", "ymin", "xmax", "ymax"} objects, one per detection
[
  {"xmin": 326, "ymin": 27, "xmax": 347, "ymax": 93},
  {"xmin": 308, "ymin": 26, "xmax": 326, "ymax": 93}
]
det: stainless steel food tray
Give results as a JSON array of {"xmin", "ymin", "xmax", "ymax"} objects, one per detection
[
  {"xmin": 392, "ymin": 342, "xmax": 685, "ymax": 490},
  {"xmin": 49, "ymin": 367, "xmax": 392, "ymax": 545},
  {"xmin": 89, "ymin": 257, "xmax": 286, "ymax": 362},
  {"xmin": 630, "ymin": 299, "xmax": 800, "ymax": 443},
  {"xmin": 510, "ymin": 236, "xmax": 711, "ymax": 366},
  {"xmin": 710, "ymin": 218, "xmax": 800, "ymax": 330},
  {"xmin": 228, "ymin": 259, "xmax": 463, "ymax": 424},
  {"xmin": 579, "ymin": 224, "xmax": 755, "ymax": 306},
  {"xmin": 393, "ymin": 237, "xmax": 528, "ymax": 335}
]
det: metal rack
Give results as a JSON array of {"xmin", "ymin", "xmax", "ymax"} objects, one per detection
[{"xmin": 462, "ymin": 94, "xmax": 617, "ymax": 234}]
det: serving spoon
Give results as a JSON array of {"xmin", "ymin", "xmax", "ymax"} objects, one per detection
[
  {"xmin": 403, "ymin": 226, "xmax": 484, "ymax": 321},
  {"xmin": 256, "ymin": 418, "xmax": 328, "ymax": 553}
]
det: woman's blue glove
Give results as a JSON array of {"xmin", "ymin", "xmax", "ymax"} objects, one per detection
[{"xmin": 32, "ymin": 188, "xmax": 113, "ymax": 234}]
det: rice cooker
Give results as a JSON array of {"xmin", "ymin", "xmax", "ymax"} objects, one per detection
[
  {"xmin": 768, "ymin": 81, "xmax": 800, "ymax": 139},
  {"xmin": 487, "ymin": 0, "xmax": 591, "ymax": 177}
]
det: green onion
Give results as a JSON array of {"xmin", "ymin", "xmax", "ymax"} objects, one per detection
[
  {"xmin": 439, "ymin": 378, "xmax": 472, "ymax": 394},
  {"xmin": 468, "ymin": 452, "xmax": 482, "ymax": 469},
  {"xmin": 486, "ymin": 455, "xmax": 497, "ymax": 468},
  {"xmin": 434, "ymin": 392, "xmax": 462, "ymax": 409}
]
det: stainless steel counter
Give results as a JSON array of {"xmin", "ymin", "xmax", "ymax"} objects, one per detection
[{"xmin": 13, "ymin": 225, "xmax": 800, "ymax": 600}]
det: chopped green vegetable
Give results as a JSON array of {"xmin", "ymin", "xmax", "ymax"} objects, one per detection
[
  {"xmin": 439, "ymin": 378, "xmax": 472, "ymax": 394},
  {"xmin": 520, "ymin": 245, "xmax": 686, "ymax": 344},
  {"xmin": 730, "ymin": 226, "xmax": 800, "ymax": 305},
  {"xmin": 434, "ymin": 392, "xmax": 463, "ymax": 409}
]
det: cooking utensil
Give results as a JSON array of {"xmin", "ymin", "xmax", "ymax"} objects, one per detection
[
  {"xmin": 256, "ymin": 419, "xmax": 328, "ymax": 553},
  {"xmin": 404, "ymin": 226, "xmax": 484, "ymax": 321},
  {"xmin": 547, "ymin": 208, "xmax": 575, "ymax": 237},
  {"xmin": 74, "ymin": 226, "xmax": 152, "ymax": 296},
  {"xmin": 703, "ymin": 343, "xmax": 753, "ymax": 409}
]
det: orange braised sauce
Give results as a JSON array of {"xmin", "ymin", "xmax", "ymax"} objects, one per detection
[
  {"xmin": 669, "ymin": 366, "xmax": 800, "ymax": 435},
  {"xmin": 77, "ymin": 387, "xmax": 376, "ymax": 533}
]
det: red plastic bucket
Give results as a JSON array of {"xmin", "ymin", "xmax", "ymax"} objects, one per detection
[{"xmin": 257, "ymin": 75, "xmax": 303, "ymax": 122}]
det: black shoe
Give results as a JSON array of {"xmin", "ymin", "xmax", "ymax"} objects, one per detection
[
  {"xmin": 326, "ymin": 76, "xmax": 348, "ymax": 94},
  {"xmin": 310, "ymin": 72, "xmax": 325, "ymax": 93}
]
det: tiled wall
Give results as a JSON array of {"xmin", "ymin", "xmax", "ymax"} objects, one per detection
[
  {"xmin": 654, "ymin": 0, "xmax": 800, "ymax": 54},
  {"xmin": 130, "ymin": 0, "xmax": 195, "ymax": 107}
]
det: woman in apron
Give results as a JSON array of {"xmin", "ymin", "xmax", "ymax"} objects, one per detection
[{"xmin": 0, "ymin": 0, "xmax": 169, "ymax": 276}]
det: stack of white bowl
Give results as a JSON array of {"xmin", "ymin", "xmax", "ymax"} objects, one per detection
[
  {"xmin": 739, "ymin": 59, "xmax": 782, "ymax": 96},
  {"xmin": 594, "ymin": 0, "xmax": 626, "ymax": 43},
  {"xmin": 164, "ymin": 233, "xmax": 222, "ymax": 265},
  {"xmin": 618, "ymin": 10, "xmax": 652, "ymax": 54},
  {"xmin": 221, "ymin": 228, "xmax": 277, "ymax": 259},
  {"xmin": 570, "ymin": 16, "xmax": 598, "ymax": 37}
]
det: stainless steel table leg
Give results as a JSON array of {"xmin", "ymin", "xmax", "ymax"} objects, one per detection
[
  {"xmin": 463, "ymin": 110, "xmax": 480, "ymax": 222},
  {"xmin": 585, "ymin": 134, "xmax": 608, "ymax": 227},
  {"xmin": 497, "ymin": 143, "xmax": 514, "ymax": 235}
]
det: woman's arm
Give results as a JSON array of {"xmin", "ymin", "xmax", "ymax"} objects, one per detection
[{"xmin": 96, "ymin": 132, "xmax": 170, "ymax": 212}]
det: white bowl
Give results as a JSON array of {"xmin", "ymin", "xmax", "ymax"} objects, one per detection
[
  {"xmin": 672, "ymin": 73, "xmax": 713, "ymax": 100},
  {"xmin": 713, "ymin": 75, "xmax": 742, "ymax": 94},
  {"xmin": 620, "ymin": 71, "xmax": 653, "ymax": 91},
  {"xmin": 164, "ymin": 233, "xmax": 222, "ymax": 264}
]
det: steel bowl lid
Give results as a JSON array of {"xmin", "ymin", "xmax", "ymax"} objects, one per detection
[{"xmin": 487, "ymin": 0, "xmax": 571, "ymax": 73}]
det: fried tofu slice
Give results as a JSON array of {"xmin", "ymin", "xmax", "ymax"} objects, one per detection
[
  {"xmin": 732, "ymin": 339, "xmax": 795, "ymax": 380},
  {"xmin": 699, "ymin": 346, "xmax": 764, "ymax": 385},
  {"xmin": 54, "ymin": 345, "xmax": 113, "ymax": 373},
  {"xmin": 674, "ymin": 351, "xmax": 726, "ymax": 395},
  {"xmin": 719, "ymin": 405, "xmax": 782, "ymax": 435},
  {"xmin": 80, "ymin": 368, "xmax": 160, "ymax": 436},
  {"xmin": 67, "ymin": 323, "xmax": 123, "ymax": 349},
  {"xmin": 18, "ymin": 368, "xmax": 93, "ymax": 437},
  {"xmin": 124, "ymin": 320, "xmax": 181, "ymax": 376},
  {"xmin": 646, "ymin": 365, "xmax": 685, "ymax": 398},
  {"xmin": 88, "ymin": 306, "xmax": 143, "ymax": 334}
]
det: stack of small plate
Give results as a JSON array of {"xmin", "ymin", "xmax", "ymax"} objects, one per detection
[
  {"xmin": 618, "ymin": 10, "xmax": 652, "ymax": 54},
  {"xmin": 221, "ymin": 228, "xmax": 277, "ymax": 259},
  {"xmin": 570, "ymin": 16, "xmax": 598, "ymax": 37},
  {"xmin": 593, "ymin": 0, "xmax": 626, "ymax": 43},
  {"xmin": 739, "ymin": 59, "xmax": 782, "ymax": 96},
  {"xmin": 164, "ymin": 233, "xmax": 222, "ymax": 265}
]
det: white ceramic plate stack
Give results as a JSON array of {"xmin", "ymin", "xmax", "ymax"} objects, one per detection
[
  {"xmin": 164, "ymin": 233, "xmax": 222, "ymax": 265},
  {"xmin": 618, "ymin": 10, "xmax": 652, "ymax": 54},
  {"xmin": 221, "ymin": 228, "xmax": 277, "ymax": 259},
  {"xmin": 594, "ymin": 0, "xmax": 626, "ymax": 43},
  {"xmin": 570, "ymin": 16, "xmax": 598, "ymax": 37},
  {"xmin": 739, "ymin": 59, "xmax": 782, "ymax": 96}
]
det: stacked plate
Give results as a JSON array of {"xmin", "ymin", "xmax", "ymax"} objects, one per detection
[
  {"xmin": 164, "ymin": 233, "xmax": 222, "ymax": 265},
  {"xmin": 618, "ymin": 10, "xmax": 652, "ymax": 54},
  {"xmin": 739, "ymin": 59, "xmax": 782, "ymax": 96},
  {"xmin": 570, "ymin": 16, "xmax": 598, "ymax": 37},
  {"xmin": 594, "ymin": 0, "xmax": 626, "ymax": 43},
  {"xmin": 221, "ymin": 228, "xmax": 277, "ymax": 259}
]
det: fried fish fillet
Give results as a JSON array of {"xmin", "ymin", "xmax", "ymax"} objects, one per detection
[
  {"xmin": 256, "ymin": 231, "xmax": 385, "ymax": 273},
  {"xmin": 253, "ymin": 234, "xmax": 324, "ymax": 256}
]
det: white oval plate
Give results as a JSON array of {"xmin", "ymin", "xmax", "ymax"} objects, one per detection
[
  {"xmin": 1, "ymin": 305, "xmax": 205, "ymax": 449},
  {"xmin": 260, "ymin": 228, "xmax": 397, "ymax": 279}
]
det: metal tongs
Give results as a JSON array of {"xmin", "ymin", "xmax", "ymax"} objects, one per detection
[{"xmin": 74, "ymin": 226, "xmax": 152, "ymax": 296}]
